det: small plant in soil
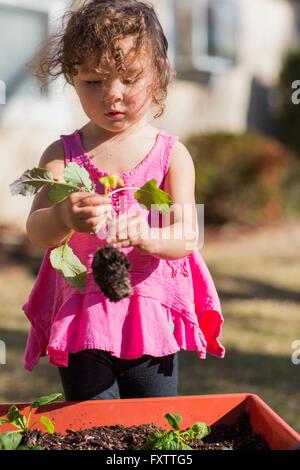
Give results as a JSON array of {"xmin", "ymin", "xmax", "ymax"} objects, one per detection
[
  {"xmin": 136, "ymin": 413, "xmax": 211, "ymax": 450},
  {"xmin": 10, "ymin": 165, "xmax": 172, "ymax": 301},
  {"xmin": 0, "ymin": 393, "xmax": 62, "ymax": 450}
]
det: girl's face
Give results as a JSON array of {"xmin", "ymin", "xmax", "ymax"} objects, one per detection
[{"xmin": 72, "ymin": 36, "xmax": 155, "ymax": 134}]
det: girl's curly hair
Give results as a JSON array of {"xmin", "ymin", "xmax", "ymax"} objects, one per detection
[{"xmin": 37, "ymin": 0, "xmax": 176, "ymax": 118}]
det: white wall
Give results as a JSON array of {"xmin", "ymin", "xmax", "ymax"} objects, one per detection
[{"xmin": 157, "ymin": 0, "xmax": 296, "ymax": 138}]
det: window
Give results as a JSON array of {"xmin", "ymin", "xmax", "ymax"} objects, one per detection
[
  {"xmin": 0, "ymin": 0, "xmax": 68, "ymax": 127},
  {"xmin": 173, "ymin": 0, "xmax": 239, "ymax": 75},
  {"xmin": 0, "ymin": 2, "xmax": 49, "ymax": 101}
]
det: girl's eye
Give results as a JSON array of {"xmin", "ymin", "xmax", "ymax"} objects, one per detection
[
  {"xmin": 124, "ymin": 77, "xmax": 141, "ymax": 85},
  {"xmin": 84, "ymin": 76, "xmax": 140, "ymax": 86},
  {"xmin": 85, "ymin": 80, "xmax": 103, "ymax": 85}
]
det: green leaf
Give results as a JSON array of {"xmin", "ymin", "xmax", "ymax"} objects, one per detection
[
  {"xmin": 7, "ymin": 405, "xmax": 21, "ymax": 422},
  {"xmin": 31, "ymin": 393, "xmax": 63, "ymax": 408},
  {"xmin": 50, "ymin": 244, "xmax": 87, "ymax": 292},
  {"xmin": 164, "ymin": 413, "xmax": 182, "ymax": 431},
  {"xmin": 48, "ymin": 183, "xmax": 80, "ymax": 204},
  {"xmin": 0, "ymin": 432, "xmax": 22, "ymax": 450},
  {"xmin": 178, "ymin": 441, "xmax": 193, "ymax": 450},
  {"xmin": 64, "ymin": 163, "xmax": 94, "ymax": 192},
  {"xmin": 137, "ymin": 431, "xmax": 164, "ymax": 450},
  {"xmin": 151, "ymin": 431, "xmax": 184, "ymax": 450},
  {"xmin": 134, "ymin": 179, "xmax": 173, "ymax": 214},
  {"xmin": 9, "ymin": 168, "xmax": 54, "ymax": 197},
  {"xmin": 40, "ymin": 416, "xmax": 54, "ymax": 434},
  {"xmin": 0, "ymin": 418, "xmax": 9, "ymax": 425},
  {"xmin": 187, "ymin": 422, "xmax": 211, "ymax": 440},
  {"xmin": 6, "ymin": 405, "xmax": 27, "ymax": 429},
  {"xmin": 137, "ymin": 429, "xmax": 191, "ymax": 451},
  {"xmin": 161, "ymin": 433, "xmax": 179, "ymax": 450}
]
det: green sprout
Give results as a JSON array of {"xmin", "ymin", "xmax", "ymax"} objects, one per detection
[
  {"xmin": 136, "ymin": 413, "xmax": 211, "ymax": 450},
  {"xmin": 0, "ymin": 393, "xmax": 62, "ymax": 450}
]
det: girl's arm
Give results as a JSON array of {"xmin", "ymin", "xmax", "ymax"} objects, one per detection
[
  {"xmin": 148, "ymin": 141, "xmax": 200, "ymax": 260},
  {"xmin": 26, "ymin": 141, "xmax": 112, "ymax": 249},
  {"xmin": 25, "ymin": 140, "xmax": 72, "ymax": 248}
]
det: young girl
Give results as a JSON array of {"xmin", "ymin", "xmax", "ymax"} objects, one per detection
[{"xmin": 23, "ymin": 0, "xmax": 225, "ymax": 401}]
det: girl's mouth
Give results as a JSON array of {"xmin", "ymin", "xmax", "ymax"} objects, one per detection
[{"xmin": 105, "ymin": 111, "xmax": 125, "ymax": 120}]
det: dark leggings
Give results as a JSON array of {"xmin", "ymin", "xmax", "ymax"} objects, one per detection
[{"xmin": 57, "ymin": 349, "xmax": 179, "ymax": 400}]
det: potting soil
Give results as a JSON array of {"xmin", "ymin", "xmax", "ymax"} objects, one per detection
[{"xmin": 20, "ymin": 412, "xmax": 269, "ymax": 450}]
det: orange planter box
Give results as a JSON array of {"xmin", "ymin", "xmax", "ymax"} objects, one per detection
[{"xmin": 0, "ymin": 393, "xmax": 299, "ymax": 450}]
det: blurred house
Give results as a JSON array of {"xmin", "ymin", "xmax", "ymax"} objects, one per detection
[{"xmin": 0, "ymin": 0, "xmax": 298, "ymax": 229}]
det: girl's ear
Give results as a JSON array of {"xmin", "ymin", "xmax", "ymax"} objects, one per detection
[
  {"xmin": 68, "ymin": 75, "xmax": 75, "ymax": 87},
  {"xmin": 68, "ymin": 69, "xmax": 79, "ymax": 87}
]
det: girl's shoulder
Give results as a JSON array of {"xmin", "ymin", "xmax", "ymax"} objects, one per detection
[
  {"xmin": 27, "ymin": 139, "xmax": 66, "ymax": 218},
  {"xmin": 149, "ymin": 125, "xmax": 179, "ymax": 140},
  {"xmin": 39, "ymin": 139, "xmax": 66, "ymax": 180},
  {"xmin": 146, "ymin": 125, "xmax": 183, "ymax": 154}
]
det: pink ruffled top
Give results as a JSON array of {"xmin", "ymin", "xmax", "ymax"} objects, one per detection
[{"xmin": 23, "ymin": 128, "xmax": 225, "ymax": 371}]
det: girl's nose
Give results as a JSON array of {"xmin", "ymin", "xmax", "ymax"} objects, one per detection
[{"xmin": 103, "ymin": 79, "xmax": 124, "ymax": 103}]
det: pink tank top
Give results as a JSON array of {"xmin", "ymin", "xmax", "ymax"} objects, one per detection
[{"xmin": 22, "ymin": 129, "xmax": 225, "ymax": 371}]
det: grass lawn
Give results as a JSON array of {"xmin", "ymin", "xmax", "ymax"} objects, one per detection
[{"xmin": 0, "ymin": 219, "xmax": 299, "ymax": 432}]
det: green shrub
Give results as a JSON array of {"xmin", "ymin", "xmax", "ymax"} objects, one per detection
[
  {"xmin": 276, "ymin": 48, "xmax": 300, "ymax": 157},
  {"xmin": 184, "ymin": 132, "xmax": 298, "ymax": 226}
]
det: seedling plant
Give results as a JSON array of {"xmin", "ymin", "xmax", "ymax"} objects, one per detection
[
  {"xmin": 9, "ymin": 164, "xmax": 172, "ymax": 296},
  {"xmin": 0, "ymin": 393, "xmax": 62, "ymax": 450}
]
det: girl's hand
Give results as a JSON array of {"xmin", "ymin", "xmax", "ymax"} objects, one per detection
[
  {"xmin": 57, "ymin": 192, "xmax": 112, "ymax": 234},
  {"xmin": 106, "ymin": 211, "xmax": 153, "ymax": 254}
]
